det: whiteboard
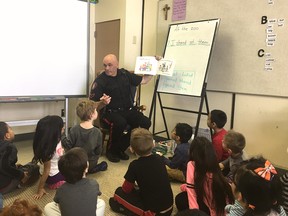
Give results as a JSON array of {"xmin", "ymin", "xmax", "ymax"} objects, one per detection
[
  {"xmin": 0, "ymin": 0, "xmax": 88, "ymax": 97},
  {"xmin": 157, "ymin": 19, "xmax": 219, "ymax": 96},
  {"xmin": 157, "ymin": 0, "xmax": 288, "ymax": 97}
]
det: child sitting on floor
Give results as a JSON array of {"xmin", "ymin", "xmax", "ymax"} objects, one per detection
[
  {"xmin": 32, "ymin": 115, "xmax": 66, "ymax": 200},
  {"xmin": 175, "ymin": 136, "xmax": 234, "ymax": 216},
  {"xmin": 163, "ymin": 123, "xmax": 193, "ymax": 183},
  {"xmin": 219, "ymin": 130, "xmax": 248, "ymax": 182},
  {"xmin": 61, "ymin": 99, "xmax": 107, "ymax": 173},
  {"xmin": 109, "ymin": 128, "xmax": 174, "ymax": 215},
  {"xmin": 44, "ymin": 147, "xmax": 105, "ymax": 216},
  {"xmin": 0, "ymin": 122, "xmax": 39, "ymax": 194},
  {"xmin": 225, "ymin": 156, "xmax": 286, "ymax": 216},
  {"xmin": 225, "ymin": 159, "xmax": 249, "ymax": 216},
  {"xmin": 207, "ymin": 109, "xmax": 229, "ymax": 162}
]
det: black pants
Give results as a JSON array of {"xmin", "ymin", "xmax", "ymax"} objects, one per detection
[
  {"xmin": 175, "ymin": 191, "xmax": 211, "ymax": 215},
  {"xmin": 103, "ymin": 109, "xmax": 151, "ymax": 153},
  {"xmin": 113, "ymin": 187, "xmax": 173, "ymax": 216}
]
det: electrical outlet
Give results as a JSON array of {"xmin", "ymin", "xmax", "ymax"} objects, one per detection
[{"xmin": 61, "ymin": 109, "xmax": 65, "ymax": 117}]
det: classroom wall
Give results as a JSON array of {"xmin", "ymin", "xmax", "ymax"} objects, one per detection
[
  {"xmin": 146, "ymin": 0, "xmax": 288, "ymax": 169},
  {"xmin": 92, "ymin": 0, "xmax": 142, "ymax": 70},
  {"xmin": 140, "ymin": 0, "xmax": 161, "ymax": 124},
  {"xmin": 0, "ymin": 101, "xmax": 65, "ymax": 134},
  {"xmin": 234, "ymin": 95, "xmax": 288, "ymax": 169}
]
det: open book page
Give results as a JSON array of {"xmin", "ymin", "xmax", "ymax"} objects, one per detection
[
  {"xmin": 134, "ymin": 56, "xmax": 175, "ymax": 76},
  {"xmin": 134, "ymin": 56, "xmax": 158, "ymax": 75},
  {"xmin": 157, "ymin": 59, "xmax": 175, "ymax": 76}
]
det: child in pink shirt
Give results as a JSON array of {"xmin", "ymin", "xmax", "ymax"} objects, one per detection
[{"xmin": 175, "ymin": 137, "xmax": 233, "ymax": 216}]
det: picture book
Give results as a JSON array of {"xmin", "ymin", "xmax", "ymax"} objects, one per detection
[{"xmin": 134, "ymin": 56, "xmax": 175, "ymax": 76}]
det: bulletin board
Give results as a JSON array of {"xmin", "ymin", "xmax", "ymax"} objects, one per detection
[{"xmin": 157, "ymin": 0, "xmax": 288, "ymax": 97}]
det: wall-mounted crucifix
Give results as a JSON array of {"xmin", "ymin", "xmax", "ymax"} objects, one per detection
[{"xmin": 163, "ymin": 4, "xmax": 170, "ymax": 20}]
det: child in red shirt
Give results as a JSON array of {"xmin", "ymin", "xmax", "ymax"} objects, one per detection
[{"xmin": 207, "ymin": 109, "xmax": 229, "ymax": 162}]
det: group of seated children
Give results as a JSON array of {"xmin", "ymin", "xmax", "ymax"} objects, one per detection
[
  {"xmin": 109, "ymin": 109, "xmax": 288, "ymax": 215},
  {"xmin": 1, "ymin": 105, "xmax": 288, "ymax": 216},
  {"xmin": 32, "ymin": 99, "xmax": 108, "ymax": 200},
  {"xmin": 0, "ymin": 99, "xmax": 107, "ymax": 215},
  {"xmin": 0, "ymin": 148, "xmax": 105, "ymax": 216}
]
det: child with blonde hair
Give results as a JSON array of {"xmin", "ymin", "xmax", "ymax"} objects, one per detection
[
  {"xmin": 219, "ymin": 130, "xmax": 248, "ymax": 181},
  {"xmin": 61, "ymin": 99, "xmax": 107, "ymax": 173},
  {"xmin": 109, "ymin": 128, "xmax": 173, "ymax": 215}
]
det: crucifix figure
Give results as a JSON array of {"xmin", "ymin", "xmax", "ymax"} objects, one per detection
[{"xmin": 163, "ymin": 4, "xmax": 170, "ymax": 20}]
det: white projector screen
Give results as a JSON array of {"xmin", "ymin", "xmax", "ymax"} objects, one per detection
[{"xmin": 0, "ymin": 0, "xmax": 88, "ymax": 97}]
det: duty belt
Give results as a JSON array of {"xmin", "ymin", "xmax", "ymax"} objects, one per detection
[{"xmin": 107, "ymin": 107, "xmax": 133, "ymax": 113}]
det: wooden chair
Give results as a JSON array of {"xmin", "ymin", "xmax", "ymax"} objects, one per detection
[{"xmin": 93, "ymin": 103, "xmax": 111, "ymax": 155}]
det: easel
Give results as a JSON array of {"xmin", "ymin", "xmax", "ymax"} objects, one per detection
[
  {"xmin": 149, "ymin": 76, "xmax": 211, "ymax": 139},
  {"xmin": 149, "ymin": 19, "xmax": 219, "ymax": 139}
]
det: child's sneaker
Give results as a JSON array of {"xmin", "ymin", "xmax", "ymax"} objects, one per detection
[{"xmin": 89, "ymin": 161, "xmax": 108, "ymax": 173}]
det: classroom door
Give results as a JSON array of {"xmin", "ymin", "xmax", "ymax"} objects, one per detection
[{"xmin": 95, "ymin": 19, "xmax": 120, "ymax": 75}]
